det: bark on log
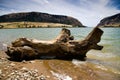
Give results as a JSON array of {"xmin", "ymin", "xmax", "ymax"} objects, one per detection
[{"xmin": 6, "ymin": 27, "xmax": 103, "ymax": 61}]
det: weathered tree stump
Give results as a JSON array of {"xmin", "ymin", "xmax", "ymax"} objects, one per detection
[{"xmin": 6, "ymin": 27, "xmax": 103, "ymax": 61}]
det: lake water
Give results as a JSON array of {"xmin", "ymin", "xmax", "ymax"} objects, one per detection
[{"xmin": 0, "ymin": 28, "xmax": 120, "ymax": 79}]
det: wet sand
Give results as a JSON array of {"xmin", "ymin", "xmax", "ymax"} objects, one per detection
[{"xmin": 0, "ymin": 50, "xmax": 119, "ymax": 80}]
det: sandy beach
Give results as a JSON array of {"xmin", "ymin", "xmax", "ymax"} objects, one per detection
[{"xmin": 0, "ymin": 50, "xmax": 119, "ymax": 80}]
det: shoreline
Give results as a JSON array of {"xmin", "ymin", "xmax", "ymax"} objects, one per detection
[{"xmin": 0, "ymin": 22, "xmax": 73, "ymax": 29}]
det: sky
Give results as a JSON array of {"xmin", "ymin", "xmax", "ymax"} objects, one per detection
[{"xmin": 0, "ymin": 0, "xmax": 120, "ymax": 27}]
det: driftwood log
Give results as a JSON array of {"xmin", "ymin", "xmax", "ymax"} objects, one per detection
[{"xmin": 6, "ymin": 27, "xmax": 103, "ymax": 61}]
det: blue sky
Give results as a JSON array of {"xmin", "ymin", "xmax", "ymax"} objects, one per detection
[{"xmin": 0, "ymin": 0, "xmax": 120, "ymax": 27}]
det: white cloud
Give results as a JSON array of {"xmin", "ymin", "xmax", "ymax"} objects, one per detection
[
  {"xmin": 43, "ymin": 0, "xmax": 49, "ymax": 4},
  {"xmin": 0, "ymin": 0, "xmax": 120, "ymax": 27}
]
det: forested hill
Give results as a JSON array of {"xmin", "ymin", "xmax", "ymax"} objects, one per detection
[
  {"xmin": 0, "ymin": 12, "xmax": 83, "ymax": 27},
  {"xmin": 97, "ymin": 13, "xmax": 120, "ymax": 27}
]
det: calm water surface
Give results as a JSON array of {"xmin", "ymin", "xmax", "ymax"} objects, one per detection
[{"xmin": 0, "ymin": 28, "xmax": 120, "ymax": 78}]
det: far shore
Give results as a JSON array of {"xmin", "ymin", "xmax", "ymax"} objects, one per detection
[
  {"xmin": 0, "ymin": 22, "xmax": 73, "ymax": 29},
  {"xmin": 0, "ymin": 22, "xmax": 86, "ymax": 29}
]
